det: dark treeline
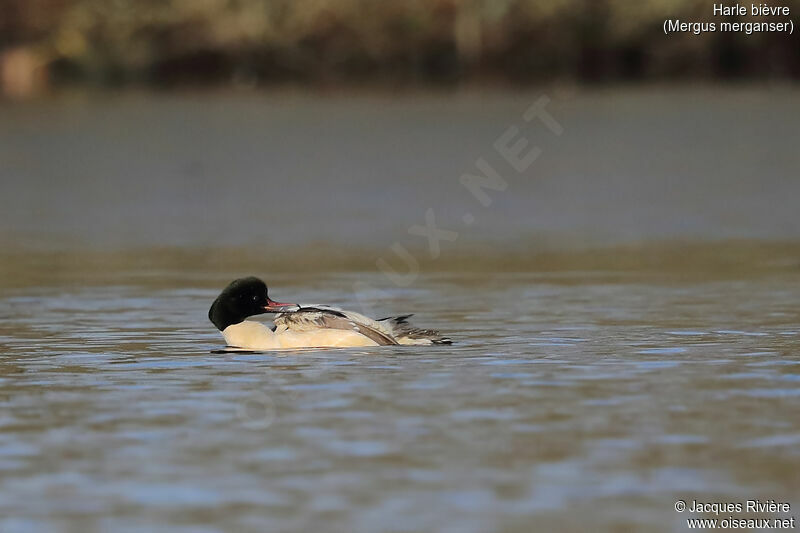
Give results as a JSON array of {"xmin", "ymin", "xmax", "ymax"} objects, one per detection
[{"xmin": 2, "ymin": 0, "xmax": 799, "ymax": 96}]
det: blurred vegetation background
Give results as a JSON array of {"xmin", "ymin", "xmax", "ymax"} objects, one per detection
[{"xmin": 2, "ymin": 0, "xmax": 799, "ymax": 97}]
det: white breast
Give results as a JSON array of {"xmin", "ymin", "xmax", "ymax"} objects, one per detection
[{"xmin": 223, "ymin": 321, "xmax": 280, "ymax": 350}]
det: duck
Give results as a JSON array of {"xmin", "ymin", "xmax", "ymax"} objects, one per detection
[{"xmin": 208, "ymin": 277, "xmax": 451, "ymax": 350}]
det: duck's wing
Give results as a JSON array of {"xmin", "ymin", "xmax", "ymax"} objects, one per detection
[
  {"xmin": 274, "ymin": 305, "xmax": 399, "ymax": 346},
  {"xmin": 376, "ymin": 314, "xmax": 452, "ymax": 345},
  {"xmin": 275, "ymin": 305, "xmax": 451, "ymax": 346}
]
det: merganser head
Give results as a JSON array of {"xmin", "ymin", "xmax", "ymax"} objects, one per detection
[{"xmin": 208, "ymin": 277, "xmax": 299, "ymax": 331}]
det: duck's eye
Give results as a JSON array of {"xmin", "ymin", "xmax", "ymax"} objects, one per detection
[{"xmin": 252, "ymin": 295, "xmax": 259, "ymax": 302}]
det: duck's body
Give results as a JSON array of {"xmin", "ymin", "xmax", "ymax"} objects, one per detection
[
  {"xmin": 223, "ymin": 319, "xmax": 381, "ymax": 350},
  {"xmin": 209, "ymin": 278, "xmax": 450, "ymax": 350}
]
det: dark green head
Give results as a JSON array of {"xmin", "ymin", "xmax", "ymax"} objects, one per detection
[{"xmin": 208, "ymin": 277, "xmax": 298, "ymax": 331}]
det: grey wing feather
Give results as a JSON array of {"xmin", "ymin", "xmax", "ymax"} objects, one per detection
[
  {"xmin": 274, "ymin": 307, "xmax": 399, "ymax": 346},
  {"xmin": 275, "ymin": 304, "xmax": 451, "ymax": 346},
  {"xmin": 377, "ymin": 314, "xmax": 452, "ymax": 345}
]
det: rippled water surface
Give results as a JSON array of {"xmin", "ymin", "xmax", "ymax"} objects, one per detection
[
  {"xmin": 1, "ymin": 89, "xmax": 799, "ymax": 531},
  {"xmin": 1, "ymin": 269, "xmax": 799, "ymax": 532}
]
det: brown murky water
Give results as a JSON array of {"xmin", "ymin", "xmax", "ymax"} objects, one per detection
[{"xmin": 0, "ymin": 88, "xmax": 799, "ymax": 532}]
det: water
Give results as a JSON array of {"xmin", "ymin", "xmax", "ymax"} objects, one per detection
[
  {"xmin": 1, "ymin": 88, "xmax": 799, "ymax": 531},
  {"xmin": 2, "ymin": 87, "xmax": 799, "ymax": 249},
  {"xmin": 1, "ymin": 270, "xmax": 799, "ymax": 532}
]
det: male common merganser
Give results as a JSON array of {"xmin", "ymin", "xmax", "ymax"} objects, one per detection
[{"xmin": 209, "ymin": 277, "xmax": 451, "ymax": 350}]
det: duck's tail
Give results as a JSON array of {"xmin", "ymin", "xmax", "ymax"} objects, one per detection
[{"xmin": 378, "ymin": 314, "xmax": 452, "ymax": 345}]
